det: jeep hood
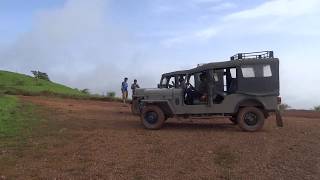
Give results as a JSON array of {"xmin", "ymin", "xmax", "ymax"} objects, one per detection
[{"xmin": 134, "ymin": 88, "xmax": 172, "ymax": 97}]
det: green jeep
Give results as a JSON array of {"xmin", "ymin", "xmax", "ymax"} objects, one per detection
[{"xmin": 132, "ymin": 51, "xmax": 283, "ymax": 132}]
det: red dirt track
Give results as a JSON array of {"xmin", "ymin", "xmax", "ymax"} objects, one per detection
[{"xmin": 3, "ymin": 96, "xmax": 320, "ymax": 179}]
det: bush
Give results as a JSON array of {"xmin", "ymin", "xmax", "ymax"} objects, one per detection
[
  {"xmin": 106, "ymin": 91, "xmax": 116, "ymax": 98},
  {"xmin": 81, "ymin": 89, "xmax": 90, "ymax": 95},
  {"xmin": 31, "ymin": 70, "xmax": 50, "ymax": 81},
  {"xmin": 314, "ymin": 105, "xmax": 320, "ymax": 112},
  {"xmin": 279, "ymin": 103, "xmax": 290, "ymax": 112}
]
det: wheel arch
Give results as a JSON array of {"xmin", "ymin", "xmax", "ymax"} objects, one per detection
[
  {"xmin": 235, "ymin": 98, "xmax": 266, "ymax": 113},
  {"xmin": 141, "ymin": 100, "xmax": 174, "ymax": 117}
]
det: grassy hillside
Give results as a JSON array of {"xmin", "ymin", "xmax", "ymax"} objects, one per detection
[
  {"xmin": 0, "ymin": 70, "xmax": 86, "ymax": 97},
  {"xmin": 0, "ymin": 95, "xmax": 38, "ymax": 138}
]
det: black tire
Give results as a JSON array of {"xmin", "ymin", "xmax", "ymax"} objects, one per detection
[
  {"xmin": 237, "ymin": 107, "xmax": 265, "ymax": 132},
  {"xmin": 141, "ymin": 105, "xmax": 165, "ymax": 130}
]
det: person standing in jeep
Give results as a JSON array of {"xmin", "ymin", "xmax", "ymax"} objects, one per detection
[{"xmin": 121, "ymin": 77, "xmax": 128, "ymax": 104}]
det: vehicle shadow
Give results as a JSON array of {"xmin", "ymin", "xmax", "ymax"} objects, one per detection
[
  {"xmin": 163, "ymin": 121, "xmax": 239, "ymax": 132},
  {"xmin": 112, "ymin": 117, "xmax": 241, "ymax": 132}
]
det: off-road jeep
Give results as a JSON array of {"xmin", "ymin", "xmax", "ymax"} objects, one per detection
[{"xmin": 132, "ymin": 51, "xmax": 283, "ymax": 132}]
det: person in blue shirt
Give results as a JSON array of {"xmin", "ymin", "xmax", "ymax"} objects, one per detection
[{"xmin": 121, "ymin": 77, "xmax": 128, "ymax": 104}]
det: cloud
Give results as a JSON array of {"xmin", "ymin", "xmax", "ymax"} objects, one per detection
[
  {"xmin": 208, "ymin": 2, "xmax": 236, "ymax": 12},
  {"xmin": 0, "ymin": 0, "xmax": 161, "ymax": 96},
  {"xmin": 225, "ymin": 0, "xmax": 320, "ymax": 20},
  {"xmin": 191, "ymin": 0, "xmax": 223, "ymax": 4},
  {"xmin": 151, "ymin": 0, "xmax": 235, "ymax": 15},
  {"xmin": 162, "ymin": 0, "xmax": 320, "ymax": 46},
  {"xmin": 194, "ymin": 26, "xmax": 220, "ymax": 39}
]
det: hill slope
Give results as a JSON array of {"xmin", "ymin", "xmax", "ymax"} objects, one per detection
[{"xmin": 0, "ymin": 70, "xmax": 85, "ymax": 97}]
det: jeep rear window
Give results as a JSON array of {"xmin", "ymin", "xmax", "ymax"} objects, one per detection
[{"xmin": 263, "ymin": 65, "xmax": 272, "ymax": 77}]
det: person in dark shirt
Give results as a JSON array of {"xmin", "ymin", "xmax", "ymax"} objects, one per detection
[
  {"xmin": 131, "ymin": 79, "xmax": 140, "ymax": 96},
  {"xmin": 121, "ymin": 77, "xmax": 128, "ymax": 104},
  {"xmin": 178, "ymin": 76, "xmax": 186, "ymax": 89}
]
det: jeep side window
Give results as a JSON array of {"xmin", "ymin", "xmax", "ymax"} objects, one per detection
[
  {"xmin": 212, "ymin": 67, "xmax": 237, "ymax": 96},
  {"xmin": 168, "ymin": 76, "xmax": 175, "ymax": 88},
  {"xmin": 212, "ymin": 69, "xmax": 224, "ymax": 93},
  {"xmin": 213, "ymin": 73, "xmax": 219, "ymax": 82},
  {"xmin": 189, "ymin": 74, "xmax": 195, "ymax": 87},
  {"xmin": 241, "ymin": 65, "xmax": 272, "ymax": 78},
  {"xmin": 230, "ymin": 68, "xmax": 236, "ymax": 78},
  {"xmin": 241, "ymin": 66, "xmax": 255, "ymax": 78},
  {"xmin": 227, "ymin": 68, "xmax": 237, "ymax": 93}
]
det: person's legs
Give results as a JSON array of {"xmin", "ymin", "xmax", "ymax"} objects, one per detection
[
  {"xmin": 122, "ymin": 91, "xmax": 128, "ymax": 104},
  {"xmin": 122, "ymin": 91, "xmax": 126, "ymax": 103},
  {"xmin": 125, "ymin": 91, "xmax": 128, "ymax": 103}
]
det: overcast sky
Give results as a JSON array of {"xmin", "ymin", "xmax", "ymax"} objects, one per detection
[{"xmin": 0, "ymin": 0, "xmax": 320, "ymax": 109}]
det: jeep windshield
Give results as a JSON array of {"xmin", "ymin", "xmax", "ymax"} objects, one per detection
[{"xmin": 159, "ymin": 70, "xmax": 188, "ymax": 89}]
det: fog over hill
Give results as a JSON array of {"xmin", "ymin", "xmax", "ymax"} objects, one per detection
[
  {"xmin": 1, "ymin": 0, "xmax": 320, "ymax": 109},
  {"xmin": 0, "ymin": 0, "xmax": 165, "ymax": 97}
]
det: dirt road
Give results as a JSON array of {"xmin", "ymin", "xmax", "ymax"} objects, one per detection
[{"xmin": 2, "ymin": 96, "xmax": 320, "ymax": 179}]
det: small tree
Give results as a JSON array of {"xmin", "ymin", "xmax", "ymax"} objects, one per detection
[
  {"xmin": 279, "ymin": 103, "xmax": 290, "ymax": 112},
  {"xmin": 31, "ymin": 70, "xmax": 50, "ymax": 81},
  {"xmin": 107, "ymin": 91, "xmax": 116, "ymax": 98},
  {"xmin": 81, "ymin": 88, "xmax": 90, "ymax": 95},
  {"xmin": 314, "ymin": 105, "xmax": 320, "ymax": 112}
]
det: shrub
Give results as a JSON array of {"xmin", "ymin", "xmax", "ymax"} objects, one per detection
[
  {"xmin": 81, "ymin": 89, "xmax": 90, "ymax": 95},
  {"xmin": 279, "ymin": 103, "xmax": 290, "ymax": 112},
  {"xmin": 31, "ymin": 70, "xmax": 50, "ymax": 81},
  {"xmin": 106, "ymin": 91, "xmax": 116, "ymax": 98},
  {"xmin": 314, "ymin": 105, "xmax": 320, "ymax": 112}
]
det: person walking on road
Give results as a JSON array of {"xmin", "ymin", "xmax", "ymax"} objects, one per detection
[
  {"xmin": 131, "ymin": 79, "xmax": 140, "ymax": 96},
  {"xmin": 121, "ymin": 77, "xmax": 128, "ymax": 104}
]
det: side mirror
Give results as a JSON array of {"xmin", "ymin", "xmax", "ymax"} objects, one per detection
[{"xmin": 157, "ymin": 84, "xmax": 160, "ymax": 88}]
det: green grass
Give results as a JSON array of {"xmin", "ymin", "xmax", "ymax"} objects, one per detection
[
  {"xmin": 0, "ymin": 95, "xmax": 39, "ymax": 138},
  {"xmin": 0, "ymin": 95, "xmax": 52, "ymax": 177},
  {"xmin": 0, "ymin": 70, "xmax": 122, "ymax": 102},
  {"xmin": 0, "ymin": 70, "xmax": 86, "ymax": 97},
  {"xmin": 0, "ymin": 95, "xmax": 20, "ymax": 137}
]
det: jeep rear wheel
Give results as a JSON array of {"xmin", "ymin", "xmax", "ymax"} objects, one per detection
[
  {"xmin": 237, "ymin": 107, "xmax": 265, "ymax": 132},
  {"xmin": 141, "ymin": 105, "xmax": 165, "ymax": 130}
]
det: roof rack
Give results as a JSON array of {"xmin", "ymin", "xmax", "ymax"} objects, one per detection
[{"xmin": 230, "ymin": 51, "xmax": 274, "ymax": 60}]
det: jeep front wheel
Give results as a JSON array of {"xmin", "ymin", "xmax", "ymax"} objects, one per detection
[
  {"xmin": 237, "ymin": 107, "xmax": 265, "ymax": 132},
  {"xmin": 141, "ymin": 105, "xmax": 165, "ymax": 130}
]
